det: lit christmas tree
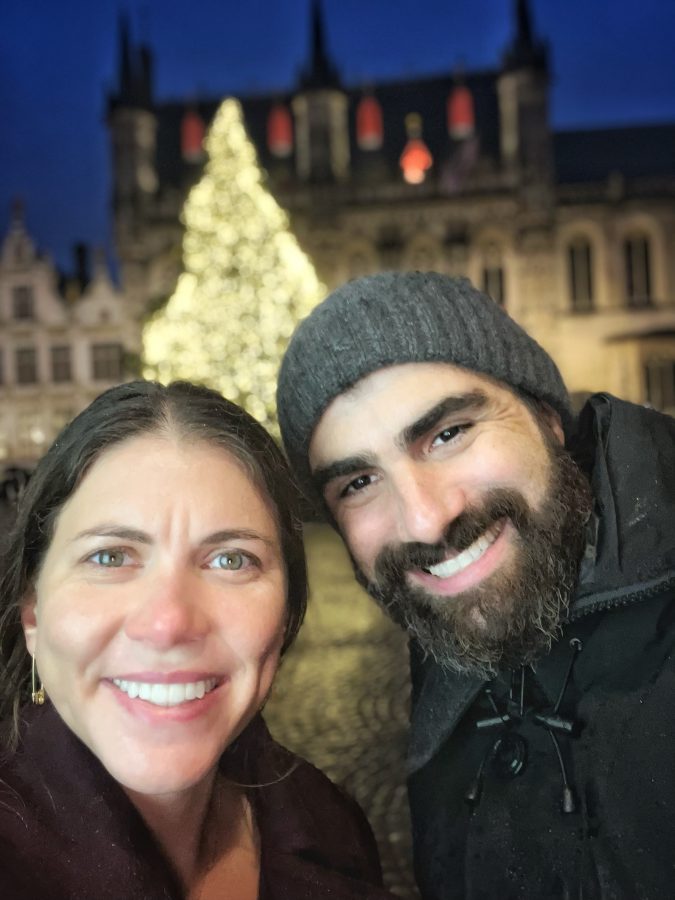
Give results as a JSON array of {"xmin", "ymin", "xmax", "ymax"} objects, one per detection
[{"xmin": 143, "ymin": 98, "xmax": 323, "ymax": 430}]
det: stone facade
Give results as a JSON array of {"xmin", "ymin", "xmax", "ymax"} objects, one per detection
[
  {"xmin": 109, "ymin": 1, "xmax": 675, "ymax": 415},
  {"xmin": 0, "ymin": 208, "xmax": 141, "ymax": 466}
]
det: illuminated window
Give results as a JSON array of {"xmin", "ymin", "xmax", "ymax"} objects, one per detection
[
  {"xmin": 92, "ymin": 343, "xmax": 123, "ymax": 380},
  {"xmin": 12, "ymin": 285, "xmax": 35, "ymax": 320},
  {"xmin": 16, "ymin": 347, "xmax": 38, "ymax": 384},
  {"xmin": 624, "ymin": 235, "xmax": 652, "ymax": 308},
  {"xmin": 644, "ymin": 359, "xmax": 675, "ymax": 415},
  {"xmin": 568, "ymin": 239, "xmax": 593, "ymax": 312},
  {"xmin": 51, "ymin": 345, "xmax": 72, "ymax": 383}
]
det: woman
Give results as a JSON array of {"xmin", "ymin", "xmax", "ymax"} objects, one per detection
[{"xmin": 0, "ymin": 381, "xmax": 395, "ymax": 899}]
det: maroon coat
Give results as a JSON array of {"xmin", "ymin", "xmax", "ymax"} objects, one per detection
[{"xmin": 0, "ymin": 704, "xmax": 395, "ymax": 899}]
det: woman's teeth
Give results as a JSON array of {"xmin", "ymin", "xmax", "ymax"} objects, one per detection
[
  {"xmin": 112, "ymin": 678, "xmax": 218, "ymax": 706},
  {"xmin": 425, "ymin": 522, "xmax": 502, "ymax": 578}
]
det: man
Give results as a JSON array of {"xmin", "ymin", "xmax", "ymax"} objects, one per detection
[{"xmin": 276, "ymin": 272, "xmax": 675, "ymax": 899}]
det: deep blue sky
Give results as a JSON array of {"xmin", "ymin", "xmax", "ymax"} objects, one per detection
[{"xmin": 1, "ymin": 0, "xmax": 674, "ymax": 272}]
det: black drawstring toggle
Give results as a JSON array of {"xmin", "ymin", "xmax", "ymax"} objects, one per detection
[
  {"xmin": 464, "ymin": 638, "xmax": 583, "ymax": 814},
  {"xmin": 491, "ymin": 732, "xmax": 528, "ymax": 779},
  {"xmin": 533, "ymin": 712, "xmax": 576, "ymax": 734}
]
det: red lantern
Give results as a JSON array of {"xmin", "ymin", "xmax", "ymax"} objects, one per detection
[
  {"xmin": 356, "ymin": 94, "xmax": 383, "ymax": 151},
  {"xmin": 267, "ymin": 103, "xmax": 293, "ymax": 158},
  {"xmin": 447, "ymin": 86, "xmax": 475, "ymax": 140},
  {"xmin": 181, "ymin": 109, "xmax": 205, "ymax": 163}
]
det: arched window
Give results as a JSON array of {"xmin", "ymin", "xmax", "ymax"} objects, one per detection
[
  {"xmin": 567, "ymin": 238, "xmax": 593, "ymax": 312},
  {"xmin": 624, "ymin": 234, "xmax": 652, "ymax": 307},
  {"xmin": 12, "ymin": 285, "xmax": 35, "ymax": 320}
]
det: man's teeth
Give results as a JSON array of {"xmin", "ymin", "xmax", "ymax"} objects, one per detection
[
  {"xmin": 112, "ymin": 678, "xmax": 218, "ymax": 706},
  {"xmin": 426, "ymin": 524, "xmax": 501, "ymax": 579}
]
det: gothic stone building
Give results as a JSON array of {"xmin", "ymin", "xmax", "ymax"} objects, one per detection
[{"xmin": 108, "ymin": 0, "xmax": 675, "ymax": 415}]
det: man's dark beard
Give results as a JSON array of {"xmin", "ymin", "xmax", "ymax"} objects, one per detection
[{"xmin": 353, "ymin": 441, "xmax": 593, "ymax": 679}]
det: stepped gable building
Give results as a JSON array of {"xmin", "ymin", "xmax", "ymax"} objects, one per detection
[
  {"xmin": 109, "ymin": 0, "xmax": 675, "ymax": 414},
  {"xmin": 0, "ymin": 203, "xmax": 140, "ymax": 466}
]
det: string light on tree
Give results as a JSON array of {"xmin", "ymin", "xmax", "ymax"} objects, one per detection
[{"xmin": 143, "ymin": 98, "xmax": 323, "ymax": 430}]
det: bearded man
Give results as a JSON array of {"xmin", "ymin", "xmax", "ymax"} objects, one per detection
[{"xmin": 276, "ymin": 272, "xmax": 675, "ymax": 899}]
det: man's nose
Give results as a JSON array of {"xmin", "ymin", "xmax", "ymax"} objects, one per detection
[
  {"xmin": 124, "ymin": 568, "xmax": 209, "ymax": 649},
  {"xmin": 393, "ymin": 465, "xmax": 465, "ymax": 546}
]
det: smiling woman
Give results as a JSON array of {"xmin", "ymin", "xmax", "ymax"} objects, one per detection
[{"xmin": 0, "ymin": 381, "xmax": 394, "ymax": 900}]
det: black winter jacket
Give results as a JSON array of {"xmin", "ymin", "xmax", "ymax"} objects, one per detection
[{"xmin": 407, "ymin": 395, "xmax": 675, "ymax": 899}]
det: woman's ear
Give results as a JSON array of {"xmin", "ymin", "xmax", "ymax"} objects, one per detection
[{"xmin": 20, "ymin": 593, "xmax": 38, "ymax": 656}]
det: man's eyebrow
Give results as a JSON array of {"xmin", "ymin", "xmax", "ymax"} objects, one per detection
[
  {"xmin": 312, "ymin": 455, "xmax": 375, "ymax": 493},
  {"xmin": 399, "ymin": 391, "xmax": 489, "ymax": 447}
]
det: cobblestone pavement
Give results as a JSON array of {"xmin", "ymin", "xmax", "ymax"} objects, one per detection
[{"xmin": 264, "ymin": 524, "xmax": 420, "ymax": 899}]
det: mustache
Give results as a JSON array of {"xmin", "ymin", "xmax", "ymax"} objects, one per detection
[{"xmin": 374, "ymin": 489, "xmax": 532, "ymax": 577}]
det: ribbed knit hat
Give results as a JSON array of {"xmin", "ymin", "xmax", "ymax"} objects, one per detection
[{"xmin": 277, "ymin": 272, "xmax": 572, "ymax": 500}]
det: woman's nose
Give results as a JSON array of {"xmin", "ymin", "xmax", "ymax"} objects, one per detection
[{"xmin": 124, "ymin": 568, "xmax": 209, "ymax": 649}]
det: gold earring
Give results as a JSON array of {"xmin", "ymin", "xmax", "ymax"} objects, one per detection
[{"xmin": 31, "ymin": 655, "xmax": 45, "ymax": 705}]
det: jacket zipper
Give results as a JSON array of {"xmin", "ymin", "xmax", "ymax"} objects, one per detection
[{"xmin": 569, "ymin": 573, "xmax": 675, "ymax": 622}]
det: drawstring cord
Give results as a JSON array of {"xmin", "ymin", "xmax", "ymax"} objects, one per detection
[{"xmin": 464, "ymin": 638, "xmax": 583, "ymax": 814}]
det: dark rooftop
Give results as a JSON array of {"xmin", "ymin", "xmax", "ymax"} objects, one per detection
[{"xmin": 554, "ymin": 123, "xmax": 675, "ymax": 183}]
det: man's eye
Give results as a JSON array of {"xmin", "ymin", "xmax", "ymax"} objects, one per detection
[
  {"xmin": 341, "ymin": 474, "xmax": 374, "ymax": 497},
  {"xmin": 89, "ymin": 549, "xmax": 128, "ymax": 568},
  {"xmin": 431, "ymin": 424, "xmax": 468, "ymax": 447},
  {"xmin": 208, "ymin": 551, "xmax": 252, "ymax": 571}
]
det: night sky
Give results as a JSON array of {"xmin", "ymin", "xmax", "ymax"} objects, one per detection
[{"xmin": 1, "ymin": 0, "xmax": 674, "ymax": 272}]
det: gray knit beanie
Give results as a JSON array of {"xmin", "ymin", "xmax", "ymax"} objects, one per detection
[{"xmin": 277, "ymin": 272, "xmax": 572, "ymax": 500}]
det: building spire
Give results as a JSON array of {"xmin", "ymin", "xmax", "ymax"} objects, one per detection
[
  {"xmin": 10, "ymin": 196, "xmax": 25, "ymax": 228},
  {"xmin": 300, "ymin": 0, "xmax": 341, "ymax": 90},
  {"xmin": 516, "ymin": 0, "xmax": 533, "ymax": 48},
  {"xmin": 502, "ymin": 0, "xmax": 547, "ymax": 71},
  {"xmin": 109, "ymin": 12, "xmax": 153, "ymax": 110},
  {"xmin": 118, "ymin": 13, "xmax": 134, "ymax": 102}
]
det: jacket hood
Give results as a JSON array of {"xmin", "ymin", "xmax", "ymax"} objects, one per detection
[
  {"xmin": 572, "ymin": 393, "xmax": 675, "ymax": 616},
  {"xmin": 407, "ymin": 393, "xmax": 675, "ymax": 773}
]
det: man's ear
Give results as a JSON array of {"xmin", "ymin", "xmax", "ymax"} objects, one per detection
[
  {"xmin": 538, "ymin": 403, "xmax": 565, "ymax": 446},
  {"xmin": 20, "ymin": 592, "xmax": 38, "ymax": 656}
]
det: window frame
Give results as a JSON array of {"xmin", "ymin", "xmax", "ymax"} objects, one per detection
[
  {"xmin": 91, "ymin": 342, "xmax": 124, "ymax": 381},
  {"xmin": 16, "ymin": 346, "xmax": 38, "ymax": 385},
  {"xmin": 567, "ymin": 238, "xmax": 594, "ymax": 313}
]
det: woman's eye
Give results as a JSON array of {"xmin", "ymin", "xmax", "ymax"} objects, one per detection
[
  {"xmin": 208, "ymin": 551, "xmax": 251, "ymax": 571},
  {"xmin": 89, "ymin": 549, "xmax": 128, "ymax": 568}
]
